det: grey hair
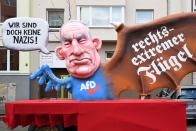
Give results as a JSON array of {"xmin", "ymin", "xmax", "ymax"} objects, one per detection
[{"xmin": 59, "ymin": 20, "xmax": 91, "ymax": 39}]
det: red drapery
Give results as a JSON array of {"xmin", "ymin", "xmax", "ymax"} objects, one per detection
[{"xmin": 2, "ymin": 99, "xmax": 186, "ymax": 131}]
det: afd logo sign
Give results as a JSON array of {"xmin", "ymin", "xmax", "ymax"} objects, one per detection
[{"xmin": 80, "ymin": 81, "xmax": 100, "ymax": 95}]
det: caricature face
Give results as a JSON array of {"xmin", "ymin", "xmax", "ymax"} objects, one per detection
[{"xmin": 56, "ymin": 22, "xmax": 102, "ymax": 78}]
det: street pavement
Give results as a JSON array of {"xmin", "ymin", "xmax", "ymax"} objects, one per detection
[
  {"xmin": 0, "ymin": 120, "xmax": 28, "ymax": 131},
  {"xmin": 0, "ymin": 119, "xmax": 196, "ymax": 131},
  {"xmin": 187, "ymin": 119, "xmax": 196, "ymax": 131}
]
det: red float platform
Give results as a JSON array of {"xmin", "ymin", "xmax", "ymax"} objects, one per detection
[{"xmin": 2, "ymin": 99, "xmax": 186, "ymax": 131}]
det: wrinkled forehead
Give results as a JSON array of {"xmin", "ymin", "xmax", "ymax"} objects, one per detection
[{"xmin": 60, "ymin": 22, "xmax": 90, "ymax": 38}]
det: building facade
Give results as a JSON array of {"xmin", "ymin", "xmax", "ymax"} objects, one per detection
[
  {"xmin": 0, "ymin": 0, "xmax": 195, "ymax": 99},
  {"xmin": 0, "ymin": 0, "xmax": 31, "ymax": 100}
]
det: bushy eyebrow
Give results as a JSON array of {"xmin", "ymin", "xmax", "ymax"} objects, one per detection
[
  {"xmin": 61, "ymin": 33, "xmax": 89, "ymax": 42},
  {"xmin": 76, "ymin": 34, "xmax": 89, "ymax": 41},
  {"xmin": 61, "ymin": 36, "xmax": 72, "ymax": 42}
]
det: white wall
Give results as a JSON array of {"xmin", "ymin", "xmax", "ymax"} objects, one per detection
[
  {"xmin": 126, "ymin": 0, "xmax": 167, "ymax": 24},
  {"xmin": 168, "ymin": 0, "xmax": 192, "ymax": 14}
]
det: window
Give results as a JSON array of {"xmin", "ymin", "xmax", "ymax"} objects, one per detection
[
  {"xmin": 47, "ymin": 9, "xmax": 64, "ymax": 28},
  {"xmin": 4, "ymin": 0, "xmax": 16, "ymax": 6},
  {"xmin": 193, "ymin": 0, "xmax": 196, "ymax": 12},
  {"xmin": 10, "ymin": 50, "xmax": 19, "ymax": 70},
  {"xmin": 78, "ymin": 6, "xmax": 124, "ymax": 27},
  {"xmin": 135, "ymin": 10, "xmax": 154, "ymax": 24},
  {"xmin": 92, "ymin": 7, "xmax": 110, "ymax": 26},
  {"xmin": 0, "ymin": 48, "xmax": 7, "ymax": 70},
  {"xmin": 105, "ymin": 51, "xmax": 114, "ymax": 61},
  {"xmin": 1, "ymin": 0, "xmax": 16, "ymax": 22},
  {"xmin": 0, "ymin": 47, "xmax": 19, "ymax": 71}
]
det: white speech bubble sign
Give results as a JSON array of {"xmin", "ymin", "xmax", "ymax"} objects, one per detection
[{"xmin": 2, "ymin": 17, "xmax": 49, "ymax": 54}]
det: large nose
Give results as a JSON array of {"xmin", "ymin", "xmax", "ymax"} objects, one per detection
[{"xmin": 72, "ymin": 39, "xmax": 84, "ymax": 55}]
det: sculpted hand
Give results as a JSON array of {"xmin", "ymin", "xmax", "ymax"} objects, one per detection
[{"xmin": 30, "ymin": 64, "xmax": 72, "ymax": 92}]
